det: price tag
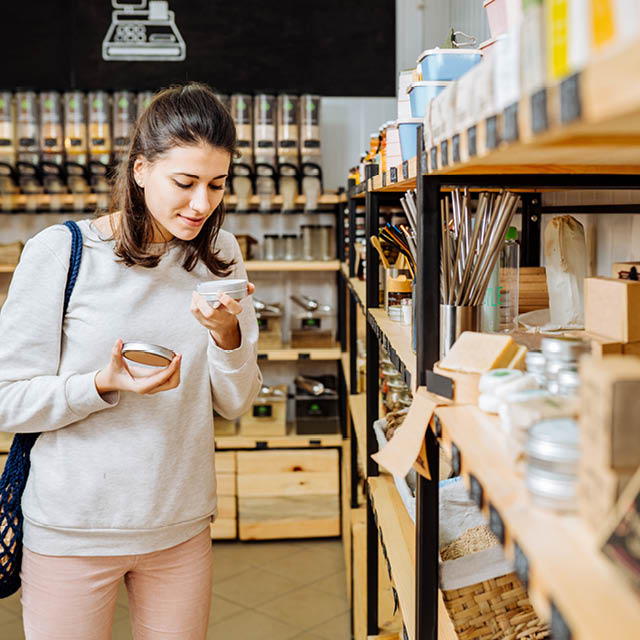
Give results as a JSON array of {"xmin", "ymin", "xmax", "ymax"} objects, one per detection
[
  {"xmin": 503, "ymin": 103, "xmax": 519, "ymax": 142},
  {"xmin": 390, "ymin": 166, "xmax": 398, "ymax": 183},
  {"xmin": 441, "ymin": 140, "xmax": 449, "ymax": 166},
  {"xmin": 257, "ymin": 353, "xmax": 268, "ymax": 361},
  {"xmin": 298, "ymin": 353, "xmax": 311, "ymax": 360},
  {"xmin": 430, "ymin": 147, "xmax": 438, "ymax": 170},
  {"xmin": 402, "ymin": 160, "xmax": 409, "ymax": 180},
  {"xmin": 560, "ymin": 73, "xmax": 581, "ymax": 124},
  {"xmin": 551, "ymin": 601, "xmax": 573, "ymax": 640},
  {"xmin": 489, "ymin": 504, "xmax": 505, "ymax": 545},
  {"xmin": 382, "ymin": 172, "xmax": 387, "ymax": 187},
  {"xmin": 256, "ymin": 441, "xmax": 268, "ymax": 449},
  {"xmin": 467, "ymin": 126, "xmax": 477, "ymax": 157},
  {"xmin": 451, "ymin": 443, "xmax": 461, "ymax": 476},
  {"xmin": 433, "ymin": 414, "xmax": 442, "ymax": 438},
  {"xmin": 452, "ymin": 135, "xmax": 460, "ymax": 164},
  {"xmin": 486, "ymin": 115, "xmax": 499, "ymax": 150},
  {"xmin": 468, "ymin": 474, "xmax": 483, "ymax": 509},
  {"xmin": 514, "ymin": 542, "xmax": 530, "ymax": 589},
  {"xmin": 531, "ymin": 89, "xmax": 548, "ymax": 133},
  {"xmin": 308, "ymin": 438, "xmax": 322, "ymax": 446},
  {"xmin": 421, "ymin": 152, "xmax": 428, "ymax": 171}
]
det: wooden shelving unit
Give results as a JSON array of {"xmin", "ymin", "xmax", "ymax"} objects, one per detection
[
  {"xmin": 246, "ymin": 260, "xmax": 340, "ymax": 272},
  {"xmin": 258, "ymin": 347, "xmax": 340, "ymax": 361},
  {"xmin": 215, "ymin": 432, "xmax": 342, "ymax": 450},
  {"xmin": 435, "ymin": 405, "xmax": 640, "ymax": 639},
  {"xmin": 348, "ymin": 277, "xmax": 366, "ymax": 309},
  {"xmin": 0, "ymin": 265, "xmax": 16, "ymax": 273}
]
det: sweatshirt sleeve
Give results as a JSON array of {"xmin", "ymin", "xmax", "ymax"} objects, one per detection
[
  {"xmin": 0, "ymin": 228, "xmax": 119, "ymax": 434},
  {"xmin": 208, "ymin": 235, "xmax": 262, "ymax": 420}
]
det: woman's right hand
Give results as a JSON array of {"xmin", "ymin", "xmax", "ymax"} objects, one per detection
[{"xmin": 94, "ymin": 339, "xmax": 182, "ymax": 397}]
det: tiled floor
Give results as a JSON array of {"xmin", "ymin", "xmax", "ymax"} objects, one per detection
[{"xmin": 0, "ymin": 538, "xmax": 351, "ymax": 640}]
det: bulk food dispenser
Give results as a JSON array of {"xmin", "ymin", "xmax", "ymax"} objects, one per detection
[
  {"xmin": 137, "ymin": 91, "xmax": 153, "ymax": 115},
  {"xmin": 112, "ymin": 91, "xmax": 137, "ymax": 164},
  {"xmin": 88, "ymin": 91, "xmax": 112, "ymax": 211},
  {"xmin": 289, "ymin": 295, "xmax": 335, "ymax": 348},
  {"xmin": 64, "ymin": 91, "xmax": 90, "ymax": 211},
  {"xmin": 230, "ymin": 94, "xmax": 253, "ymax": 211},
  {"xmin": 277, "ymin": 94, "xmax": 300, "ymax": 212},
  {"xmin": 16, "ymin": 91, "xmax": 42, "ymax": 210},
  {"xmin": 40, "ymin": 91, "xmax": 67, "ymax": 210},
  {"xmin": 300, "ymin": 94, "xmax": 323, "ymax": 211},
  {"xmin": 0, "ymin": 92, "xmax": 17, "ymax": 209},
  {"xmin": 253, "ymin": 93, "xmax": 277, "ymax": 212}
]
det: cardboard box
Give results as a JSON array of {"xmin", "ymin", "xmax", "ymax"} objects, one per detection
[
  {"xmin": 585, "ymin": 277, "xmax": 640, "ymax": 343},
  {"xmin": 580, "ymin": 355, "xmax": 640, "ymax": 470},
  {"xmin": 588, "ymin": 333, "xmax": 623, "ymax": 357},
  {"xmin": 578, "ymin": 460, "xmax": 635, "ymax": 531}
]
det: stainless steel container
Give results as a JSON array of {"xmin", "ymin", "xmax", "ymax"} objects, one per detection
[
  {"xmin": 541, "ymin": 337, "xmax": 588, "ymax": 394},
  {"xmin": 262, "ymin": 234, "xmax": 278, "ymax": 261},
  {"xmin": 439, "ymin": 304, "xmax": 481, "ymax": 359},
  {"xmin": 283, "ymin": 234, "xmax": 299, "ymax": 261},
  {"xmin": 525, "ymin": 418, "xmax": 579, "ymax": 511},
  {"xmin": 301, "ymin": 224, "xmax": 315, "ymax": 261},
  {"xmin": 525, "ymin": 350, "xmax": 546, "ymax": 387},
  {"xmin": 556, "ymin": 369, "xmax": 580, "ymax": 397}
]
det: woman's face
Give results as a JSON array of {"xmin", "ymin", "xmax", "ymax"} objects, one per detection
[{"xmin": 133, "ymin": 142, "xmax": 230, "ymax": 242}]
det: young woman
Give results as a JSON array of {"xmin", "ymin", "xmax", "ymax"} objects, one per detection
[{"xmin": 0, "ymin": 83, "xmax": 262, "ymax": 639}]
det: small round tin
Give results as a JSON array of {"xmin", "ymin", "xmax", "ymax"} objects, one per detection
[
  {"xmin": 525, "ymin": 418, "xmax": 580, "ymax": 473},
  {"xmin": 525, "ymin": 351, "xmax": 546, "ymax": 386},
  {"xmin": 541, "ymin": 337, "xmax": 589, "ymax": 362},
  {"xmin": 556, "ymin": 369, "xmax": 580, "ymax": 396},
  {"xmin": 525, "ymin": 466, "xmax": 577, "ymax": 512},
  {"xmin": 196, "ymin": 278, "xmax": 248, "ymax": 306},
  {"xmin": 122, "ymin": 342, "xmax": 175, "ymax": 367}
]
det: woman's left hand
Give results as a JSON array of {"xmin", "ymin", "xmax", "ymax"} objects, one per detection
[{"xmin": 191, "ymin": 283, "xmax": 255, "ymax": 350}]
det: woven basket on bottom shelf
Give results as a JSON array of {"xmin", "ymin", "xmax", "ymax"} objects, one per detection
[{"xmin": 441, "ymin": 572, "xmax": 549, "ymax": 640}]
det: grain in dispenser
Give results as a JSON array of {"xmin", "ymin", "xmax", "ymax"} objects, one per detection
[
  {"xmin": 112, "ymin": 91, "xmax": 137, "ymax": 163},
  {"xmin": 88, "ymin": 91, "xmax": 113, "ymax": 211},
  {"xmin": 254, "ymin": 93, "xmax": 277, "ymax": 211},
  {"xmin": 277, "ymin": 94, "xmax": 300, "ymax": 212},
  {"xmin": 230, "ymin": 93, "xmax": 253, "ymax": 211},
  {"xmin": 137, "ymin": 91, "xmax": 153, "ymax": 115},
  {"xmin": 40, "ymin": 91, "xmax": 67, "ymax": 210},
  {"xmin": 300, "ymin": 94, "xmax": 322, "ymax": 211},
  {"xmin": 63, "ymin": 91, "xmax": 88, "ymax": 166}
]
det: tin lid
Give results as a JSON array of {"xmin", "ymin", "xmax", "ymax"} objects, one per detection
[
  {"xmin": 525, "ymin": 418, "xmax": 580, "ymax": 465},
  {"xmin": 557, "ymin": 369, "xmax": 580, "ymax": 393},
  {"xmin": 197, "ymin": 278, "xmax": 248, "ymax": 298},
  {"xmin": 525, "ymin": 350, "xmax": 545, "ymax": 370},
  {"xmin": 525, "ymin": 466, "xmax": 577, "ymax": 505},
  {"xmin": 417, "ymin": 48, "xmax": 483, "ymax": 63},
  {"xmin": 122, "ymin": 342, "xmax": 175, "ymax": 367},
  {"xmin": 541, "ymin": 337, "xmax": 589, "ymax": 362}
]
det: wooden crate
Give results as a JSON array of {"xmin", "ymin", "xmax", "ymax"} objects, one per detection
[
  {"xmin": 237, "ymin": 449, "xmax": 340, "ymax": 540},
  {"xmin": 210, "ymin": 495, "xmax": 237, "ymax": 539}
]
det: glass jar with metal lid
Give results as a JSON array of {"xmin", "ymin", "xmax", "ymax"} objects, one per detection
[
  {"xmin": 385, "ymin": 379, "xmax": 409, "ymax": 413},
  {"xmin": 541, "ymin": 337, "xmax": 588, "ymax": 394},
  {"xmin": 524, "ymin": 417, "xmax": 579, "ymax": 511}
]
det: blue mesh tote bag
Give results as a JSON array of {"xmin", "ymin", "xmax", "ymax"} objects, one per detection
[{"xmin": 0, "ymin": 220, "xmax": 83, "ymax": 597}]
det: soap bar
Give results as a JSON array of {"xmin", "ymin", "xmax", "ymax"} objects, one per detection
[
  {"xmin": 439, "ymin": 331, "xmax": 519, "ymax": 374},
  {"xmin": 585, "ymin": 277, "xmax": 640, "ymax": 343},
  {"xmin": 507, "ymin": 345, "xmax": 527, "ymax": 370}
]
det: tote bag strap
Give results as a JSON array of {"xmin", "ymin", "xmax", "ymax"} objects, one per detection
[{"xmin": 62, "ymin": 220, "xmax": 83, "ymax": 314}]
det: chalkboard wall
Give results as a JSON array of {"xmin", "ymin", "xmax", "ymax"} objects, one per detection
[{"xmin": 5, "ymin": 1, "xmax": 396, "ymax": 96}]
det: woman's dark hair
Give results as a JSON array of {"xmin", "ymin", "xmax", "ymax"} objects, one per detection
[{"xmin": 108, "ymin": 82, "xmax": 236, "ymax": 275}]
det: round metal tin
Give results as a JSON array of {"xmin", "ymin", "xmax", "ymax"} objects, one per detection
[
  {"xmin": 541, "ymin": 336, "xmax": 589, "ymax": 362},
  {"xmin": 122, "ymin": 342, "xmax": 175, "ymax": 367},
  {"xmin": 196, "ymin": 278, "xmax": 248, "ymax": 304},
  {"xmin": 525, "ymin": 418, "xmax": 580, "ymax": 472}
]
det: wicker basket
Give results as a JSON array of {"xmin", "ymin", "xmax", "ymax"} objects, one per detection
[{"xmin": 441, "ymin": 572, "xmax": 550, "ymax": 640}]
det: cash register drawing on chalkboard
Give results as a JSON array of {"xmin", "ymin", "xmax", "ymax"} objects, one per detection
[{"xmin": 102, "ymin": 0, "xmax": 186, "ymax": 62}]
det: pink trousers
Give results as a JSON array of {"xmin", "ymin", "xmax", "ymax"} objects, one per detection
[{"xmin": 20, "ymin": 527, "xmax": 213, "ymax": 640}]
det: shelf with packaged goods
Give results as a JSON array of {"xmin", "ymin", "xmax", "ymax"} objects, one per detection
[
  {"xmin": 423, "ymin": 39, "xmax": 640, "ymax": 177},
  {"xmin": 245, "ymin": 260, "xmax": 340, "ymax": 272},
  {"xmin": 434, "ymin": 404, "xmax": 640, "ymax": 640},
  {"xmin": 225, "ymin": 192, "xmax": 345, "ymax": 209},
  {"xmin": 367, "ymin": 308, "xmax": 416, "ymax": 391},
  {"xmin": 349, "ymin": 182, "xmax": 367, "ymax": 199},
  {"xmin": 257, "ymin": 347, "xmax": 340, "ymax": 361},
  {"xmin": 368, "ymin": 157, "xmax": 417, "ymax": 193},
  {"xmin": 215, "ymin": 432, "xmax": 343, "ymax": 450},
  {"xmin": 341, "ymin": 354, "xmax": 367, "ymax": 476},
  {"xmin": 368, "ymin": 475, "xmax": 458, "ymax": 640}
]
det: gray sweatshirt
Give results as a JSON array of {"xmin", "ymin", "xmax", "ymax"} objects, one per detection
[{"xmin": 0, "ymin": 219, "xmax": 262, "ymax": 556}]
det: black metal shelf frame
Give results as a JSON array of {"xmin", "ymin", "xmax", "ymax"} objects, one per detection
[{"xmin": 349, "ymin": 122, "xmax": 640, "ymax": 640}]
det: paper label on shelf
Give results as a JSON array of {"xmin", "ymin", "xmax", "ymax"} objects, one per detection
[
  {"xmin": 372, "ymin": 388, "xmax": 444, "ymax": 480},
  {"xmin": 547, "ymin": 0, "xmax": 570, "ymax": 81},
  {"xmin": 494, "ymin": 32, "xmax": 521, "ymax": 111},
  {"xmin": 472, "ymin": 55, "xmax": 497, "ymax": 121},
  {"xmin": 591, "ymin": 0, "xmax": 616, "ymax": 50},
  {"xmin": 455, "ymin": 67, "xmax": 476, "ymax": 132},
  {"xmin": 521, "ymin": 4, "xmax": 546, "ymax": 94},
  {"xmin": 423, "ymin": 101, "xmax": 434, "ymax": 149},
  {"xmin": 441, "ymin": 84, "xmax": 458, "ymax": 141},
  {"xmin": 430, "ymin": 91, "xmax": 447, "ymax": 145}
]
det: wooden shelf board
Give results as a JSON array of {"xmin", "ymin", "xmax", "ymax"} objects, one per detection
[
  {"xmin": 341, "ymin": 353, "xmax": 351, "ymax": 391},
  {"xmin": 224, "ymin": 192, "xmax": 342, "ymax": 207},
  {"xmin": 348, "ymin": 277, "xmax": 366, "ymax": 309},
  {"xmin": 348, "ymin": 391, "xmax": 367, "ymax": 467},
  {"xmin": 340, "ymin": 261, "xmax": 349, "ymax": 279},
  {"xmin": 435, "ymin": 404, "xmax": 640, "ymax": 640},
  {"xmin": 258, "ymin": 347, "xmax": 340, "ymax": 361},
  {"xmin": 215, "ymin": 432, "xmax": 342, "ymax": 450},
  {"xmin": 368, "ymin": 308, "xmax": 416, "ymax": 388},
  {"xmin": 0, "ymin": 265, "xmax": 16, "ymax": 273},
  {"xmin": 368, "ymin": 475, "xmax": 416, "ymax": 640},
  {"xmin": 369, "ymin": 157, "xmax": 418, "ymax": 194},
  {"xmin": 245, "ymin": 260, "xmax": 340, "ymax": 272}
]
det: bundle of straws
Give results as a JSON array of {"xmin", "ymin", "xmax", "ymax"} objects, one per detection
[
  {"xmin": 372, "ymin": 189, "xmax": 419, "ymax": 280},
  {"xmin": 441, "ymin": 188, "xmax": 520, "ymax": 306}
]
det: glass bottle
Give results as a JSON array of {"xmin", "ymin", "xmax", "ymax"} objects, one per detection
[{"xmin": 499, "ymin": 226, "xmax": 520, "ymax": 332}]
